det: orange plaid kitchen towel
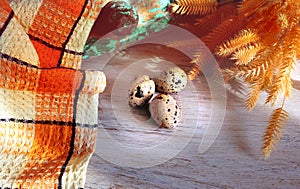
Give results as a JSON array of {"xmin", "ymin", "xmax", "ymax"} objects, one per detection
[{"xmin": 0, "ymin": 0, "xmax": 106, "ymax": 188}]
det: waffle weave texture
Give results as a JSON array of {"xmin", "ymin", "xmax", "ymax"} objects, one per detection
[{"xmin": 0, "ymin": 0, "xmax": 107, "ymax": 188}]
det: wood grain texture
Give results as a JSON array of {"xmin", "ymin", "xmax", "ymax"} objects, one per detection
[{"xmin": 84, "ymin": 44, "xmax": 300, "ymax": 189}]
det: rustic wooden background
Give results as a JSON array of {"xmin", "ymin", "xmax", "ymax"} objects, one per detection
[{"xmin": 84, "ymin": 44, "xmax": 300, "ymax": 189}]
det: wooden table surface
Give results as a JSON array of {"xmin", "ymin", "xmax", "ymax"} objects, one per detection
[{"xmin": 83, "ymin": 44, "xmax": 300, "ymax": 189}]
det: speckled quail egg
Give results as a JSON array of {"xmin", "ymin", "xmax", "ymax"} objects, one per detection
[
  {"xmin": 149, "ymin": 94, "xmax": 181, "ymax": 129},
  {"xmin": 155, "ymin": 67, "xmax": 188, "ymax": 93},
  {"xmin": 128, "ymin": 75, "xmax": 155, "ymax": 107}
]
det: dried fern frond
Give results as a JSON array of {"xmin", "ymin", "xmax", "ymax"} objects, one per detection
[
  {"xmin": 262, "ymin": 107, "xmax": 289, "ymax": 159},
  {"xmin": 193, "ymin": 2, "xmax": 237, "ymax": 36},
  {"xmin": 284, "ymin": 74, "xmax": 293, "ymax": 98},
  {"xmin": 295, "ymin": 26, "xmax": 300, "ymax": 59},
  {"xmin": 173, "ymin": 0, "xmax": 299, "ymax": 159},
  {"xmin": 265, "ymin": 58, "xmax": 295, "ymax": 106},
  {"xmin": 282, "ymin": 0, "xmax": 300, "ymax": 29},
  {"xmin": 225, "ymin": 59, "xmax": 268, "ymax": 83},
  {"xmin": 188, "ymin": 51, "xmax": 203, "ymax": 80},
  {"xmin": 245, "ymin": 2, "xmax": 283, "ymax": 34},
  {"xmin": 259, "ymin": 45, "xmax": 284, "ymax": 90},
  {"xmin": 261, "ymin": 69, "xmax": 274, "ymax": 91},
  {"xmin": 171, "ymin": 0, "xmax": 217, "ymax": 15},
  {"xmin": 245, "ymin": 82, "xmax": 262, "ymax": 111},
  {"xmin": 265, "ymin": 68, "xmax": 287, "ymax": 106},
  {"xmin": 227, "ymin": 44, "xmax": 279, "ymax": 91},
  {"xmin": 188, "ymin": 48, "xmax": 223, "ymax": 80},
  {"xmin": 216, "ymin": 29, "xmax": 260, "ymax": 57},
  {"xmin": 202, "ymin": 15, "xmax": 246, "ymax": 52},
  {"xmin": 167, "ymin": 38, "xmax": 204, "ymax": 81},
  {"xmin": 231, "ymin": 43, "xmax": 263, "ymax": 66},
  {"xmin": 198, "ymin": 0, "xmax": 299, "ymax": 158},
  {"xmin": 188, "ymin": 63, "xmax": 201, "ymax": 80},
  {"xmin": 277, "ymin": 13, "xmax": 289, "ymax": 30},
  {"xmin": 265, "ymin": 26, "xmax": 298, "ymax": 105}
]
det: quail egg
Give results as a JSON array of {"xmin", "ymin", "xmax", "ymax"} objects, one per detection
[
  {"xmin": 155, "ymin": 66, "xmax": 188, "ymax": 93},
  {"xmin": 128, "ymin": 75, "xmax": 155, "ymax": 107},
  {"xmin": 149, "ymin": 94, "xmax": 181, "ymax": 129}
]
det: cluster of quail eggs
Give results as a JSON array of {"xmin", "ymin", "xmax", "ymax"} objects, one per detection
[{"xmin": 128, "ymin": 66, "xmax": 188, "ymax": 129}]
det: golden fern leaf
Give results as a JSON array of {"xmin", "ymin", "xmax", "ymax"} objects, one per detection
[
  {"xmin": 284, "ymin": 75, "xmax": 292, "ymax": 98},
  {"xmin": 188, "ymin": 47, "xmax": 222, "ymax": 80},
  {"xmin": 171, "ymin": 0, "xmax": 217, "ymax": 16},
  {"xmin": 188, "ymin": 51, "xmax": 203, "ymax": 80},
  {"xmin": 280, "ymin": 58, "xmax": 295, "ymax": 100},
  {"xmin": 260, "ymin": 45, "xmax": 284, "ymax": 89},
  {"xmin": 226, "ymin": 59, "xmax": 268, "ymax": 83},
  {"xmin": 282, "ymin": 31, "xmax": 297, "ymax": 99},
  {"xmin": 187, "ymin": 63, "xmax": 201, "ymax": 80},
  {"xmin": 261, "ymin": 68, "xmax": 274, "ymax": 91},
  {"xmin": 202, "ymin": 15, "xmax": 246, "ymax": 52},
  {"xmin": 262, "ymin": 107, "xmax": 289, "ymax": 159},
  {"xmin": 265, "ymin": 58, "xmax": 294, "ymax": 106},
  {"xmin": 282, "ymin": 0, "xmax": 300, "ymax": 29},
  {"xmin": 277, "ymin": 13, "xmax": 289, "ymax": 30},
  {"xmin": 231, "ymin": 43, "xmax": 263, "ymax": 66},
  {"xmin": 295, "ymin": 27, "xmax": 300, "ymax": 59},
  {"xmin": 245, "ymin": 82, "xmax": 262, "ymax": 111},
  {"xmin": 295, "ymin": 26, "xmax": 300, "ymax": 59},
  {"xmin": 233, "ymin": 45, "xmax": 278, "ymax": 92},
  {"xmin": 266, "ymin": 26, "xmax": 298, "ymax": 105},
  {"xmin": 265, "ymin": 67, "xmax": 289, "ymax": 106},
  {"xmin": 194, "ymin": 2, "xmax": 237, "ymax": 36},
  {"xmin": 224, "ymin": 42, "xmax": 281, "ymax": 84},
  {"xmin": 283, "ymin": 26, "xmax": 300, "ymax": 57},
  {"xmin": 216, "ymin": 29, "xmax": 260, "ymax": 57},
  {"xmin": 291, "ymin": 26, "xmax": 300, "ymax": 59},
  {"xmin": 245, "ymin": 1, "xmax": 283, "ymax": 34}
]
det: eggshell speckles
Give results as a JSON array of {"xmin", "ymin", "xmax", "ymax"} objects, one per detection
[
  {"xmin": 149, "ymin": 94, "xmax": 181, "ymax": 129},
  {"xmin": 156, "ymin": 67, "xmax": 188, "ymax": 93},
  {"xmin": 128, "ymin": 75, "xmax": 155, "ymax": 107}
]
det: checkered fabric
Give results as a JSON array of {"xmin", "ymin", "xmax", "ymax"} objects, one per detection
[{"xmin": 0, "ymin": 0, "xmax": 106, "ymax": 188}]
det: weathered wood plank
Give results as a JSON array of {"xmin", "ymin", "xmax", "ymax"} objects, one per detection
[{"xmin": 85, "ymin": 45, "xmax": 300, "ymax": 189}]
